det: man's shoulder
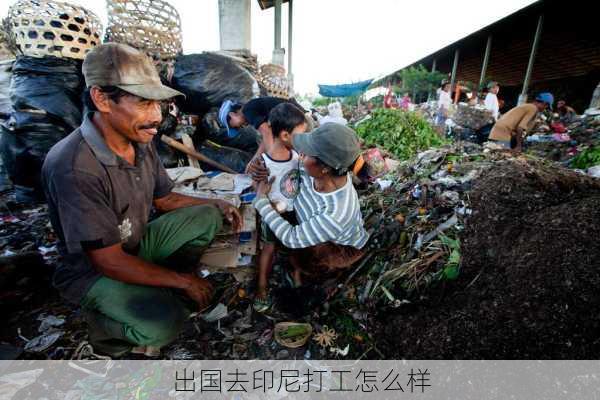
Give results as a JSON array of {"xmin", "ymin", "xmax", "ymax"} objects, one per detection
[
  {"xmin": 43, "ymin": 128, "xmax": 103, "ymax": 179},
  {"xmin": 515, "ymin": 103, "xmax": 537, "ymax": 113}
]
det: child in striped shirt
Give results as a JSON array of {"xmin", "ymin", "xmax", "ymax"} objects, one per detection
[{"xmin": 254, "ymin": 123, "xmax": 369, "ymax": 305}]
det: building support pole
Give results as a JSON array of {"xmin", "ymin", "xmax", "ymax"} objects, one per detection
[
  {"xmin": 431, "ymin": 59, "xmax": 437, "ymax": 73},
  {"xmin": 287, "ymin": 0, "xmax": 293, "ymax": 91},
  {"xmin": 272, "ymin": 0, "xmax": 284, "ymax": 65},
  {"xmin": 519, "ymin": 14, "xmax": 543, "ymax": 105},
  {"xmin": 479, "ymin": 35, "xmax": 492, "ymax": 90},
  {"xmin": 450, "ymin": 49, "xmax": 460, "ymax": 102},
  {"xmin": 218, "ymin": 0, "xmax": 251, "ymax": 51}
]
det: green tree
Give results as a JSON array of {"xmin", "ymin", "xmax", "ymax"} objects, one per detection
[{"xmin": 400, "ymin": 65, "xmax": 446, "ymax": 103}]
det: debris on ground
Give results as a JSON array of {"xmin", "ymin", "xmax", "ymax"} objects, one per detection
[
  {"xmin": 526, "ymin": 111, "xmax": 600, "ymax": 168},
  {"xmin": 378, "ymin": 156, "xmax": 600, "ymax": 358}
]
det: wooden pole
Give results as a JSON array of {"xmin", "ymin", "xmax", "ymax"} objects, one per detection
[
  {"xmin": 161, "ymin": 135, "xmax": 237, "ymax": 174},
  {"xmin": 450, "ymin": 49, "xmax": 460, "ymax": 102},
  {"xmin": 479, "ymin": 35, "xmax": 493, "ymax": 90},
  {"xmin": 519, "ymin": 15, "xmax": 544, "ymax": 105}
]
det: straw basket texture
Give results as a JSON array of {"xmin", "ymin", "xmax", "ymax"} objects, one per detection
[
  {"xmin": 105, "ymin": 0, "xmax": 182, "ymax": 60},
  {"xmin": 8, "ymin": 0, "xmax": 102, "ymax": 60},
  {"xmin": 258, "ymin": 63, "xmax": 289, "ymax": 99},
  {"xmin": 1, "ymin": 18, "xmax": 17, "ymax": 61},
  {"xmin": 273, "ymin": 322, "xmax": 313, "ymax": 348}
]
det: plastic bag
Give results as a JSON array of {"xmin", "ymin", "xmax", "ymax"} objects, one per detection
[
  {"xmin": 196, "ymin": 141, "xmax": 253, "ymax": 173},
  {"xmin": 0, "ymin": 111, "xmax": 69, "ymax": 201},
  {"xmin": 10, "ymin": 55, "xmax": 84, "ymax": 131},
  {"xmin": 171, "ymin": 53, "xmax": 259, "ymax": 115},
  {"xmin": 0, "ymin": 59, "xmax": 14, "ymax": 119}
]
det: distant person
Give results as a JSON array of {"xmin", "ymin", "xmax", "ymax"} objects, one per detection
[
  {"xmin": 556, "ymin": 100, "xmax": 577, "ymax": 124},
  {"xmin": 484, "ymin": 82, "xmax": 500, "ymax": 121},
  {"xmin": 314, "ymin": 101, "xmax": 348, "ymax": 126},
  {"xmin": 489, "ymin": 92, "xmax": 554, "ymax": 152},
  {"xmin": 436, "ymin": 82, "xmax": 452, "ymax": 126},
  {"xmin": 400, "ymin": 93, "xmax": 412, "ymax": 110},
  {"xmin": 383, "ymin": 87, "xmax": 398, "ymax": 109}
]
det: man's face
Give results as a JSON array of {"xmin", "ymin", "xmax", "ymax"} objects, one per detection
[
  {"xmin": 557, "ymin": 100, "xmax": 566, "ymax": 109},
  {"xmin": 535, "ymin": 100, "xmax": 548, "ymax": 112},
  {"xmin": 491, "ymin": 85, "xmax": 500, "ymax": 95},
  {"xmin": 93, "ymin": 87, "xmax": 163, "ymax": 144},
  {"xmin": 228, "ymin": 111, "xmax": 246, "ymax": 128}
]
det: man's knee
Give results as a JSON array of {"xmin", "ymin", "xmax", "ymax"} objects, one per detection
[
  {"xmin": 125, "ymin": 297, "xmax": 189, "ymax": 346},
  {"xmin": 202, "ymin": 205, "xmax": 223, "ymax": 232},
  {"xmin": 186, "ymin": 205, "xmax": 223, "ymax": 238}
]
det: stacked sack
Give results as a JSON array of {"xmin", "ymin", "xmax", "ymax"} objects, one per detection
[
  {"xmin": 0, "ymin": 0, "xmax": 102, "ymax": 202},
  {"xmin": 0, "ymin": 35, "xmax": 15, "ymax": 192}
]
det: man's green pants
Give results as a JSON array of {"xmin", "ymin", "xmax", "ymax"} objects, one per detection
[{"xmin": 80, "ymin": 205, "xmax": 222, "ymax": 349}]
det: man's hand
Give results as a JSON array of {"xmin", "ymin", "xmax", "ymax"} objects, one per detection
[
  {"xmin": 215, "ymin": 200, "xmax": 243, "ymax": 232},
  {"xmin": 246, "ymin": 157, "xmax": 270, "ymax": 182},
  {"xmin": 181, "ymin": 274, "xmax": 214, "ymax": 311}
]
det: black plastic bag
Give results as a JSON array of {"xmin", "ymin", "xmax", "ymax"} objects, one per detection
[
  {"xmin": 196, "ymin": 141, "xmax": 252, "ymax": 174},
  {"xmin": 10, "ymin": 55, "xmax": 84, "ymax": 131},
  {"xmin": 0, "ymin": 59, "xmax": 14, "ymax": 120},
  {"xmin": 0, "ymin": 111, "xmax": 69, "ymax": 201},
  {"xmin": 171, "ymin": 53, "xmax": 258, "ymax": 115}
]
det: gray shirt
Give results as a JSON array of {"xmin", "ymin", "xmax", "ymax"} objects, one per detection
[{"xmin": 42, "ymin": 112, "xmax": 174, "ymax": 304}]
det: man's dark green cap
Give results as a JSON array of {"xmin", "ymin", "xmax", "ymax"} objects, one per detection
[{"xmin": 293, "ymin": 123, "xmax": 361, "ymax": 170}]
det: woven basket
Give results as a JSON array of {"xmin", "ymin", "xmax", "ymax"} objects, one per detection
[
  {"xmin": 257, "ymin": 63, "xmax": 289, "ymax": 99},
  {"xmin": 8, "ymin": 0, "xmax": 102, "ymax": 60},
  {"xmin": 274, "ymin": 322, "xmax": 313, "ymax": 348},
  {"xmin": 105, "ymin": 0, "xmax": 182, "ymax": 60},
  {"xmin": 1, "ymin": 18, "xmax": 17, "ymax": 61}
]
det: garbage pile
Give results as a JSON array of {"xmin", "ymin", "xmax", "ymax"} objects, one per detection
[
  {"xmin": 526, "ymin": 111, "xmax": 600, "ymax": 170},
  {"xmin": 350, "ymin": 142, "xmax": 505, "ymax": 309},
  {"xmin": 452, "ymin": 103, "xmax": 493, "ymax": 130},
  {"xmin": 377, "ymin": 155, "xmax": 600, "ymax": 358}
]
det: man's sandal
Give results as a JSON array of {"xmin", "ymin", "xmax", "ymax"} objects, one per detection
[{"xmin": 253, "ymin": 295, "xmax": 272, "ymax": 313}]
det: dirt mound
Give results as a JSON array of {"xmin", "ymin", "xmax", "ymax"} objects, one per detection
[{"xmin": 380, "ymin": 158, "xmax": 600, "ymax": 358}]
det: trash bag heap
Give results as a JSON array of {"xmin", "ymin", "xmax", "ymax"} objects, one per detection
[{"xmin": 0, "ymin": 0, "xmax": 102, "ymax": 202}]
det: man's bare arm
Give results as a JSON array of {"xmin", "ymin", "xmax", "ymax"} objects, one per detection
[
  {"xmin": 154, "ymin": 192, "xmax": 218, "ymax": 212},
  {"xmin": 514, "ymin": 127, "xmax": 525, "ymax": 151},
  {"xmin": 87, "ymin": 243, "xmax": 213, "ymax": 308},
  {"xmin": 154, "ymin": 192, "xmax": 242, "ymax": 232}
]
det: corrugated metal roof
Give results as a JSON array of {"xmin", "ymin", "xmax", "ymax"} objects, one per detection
[{"xmin": 375, "ymin": 0, "xmax": 600, "ymax": 89}]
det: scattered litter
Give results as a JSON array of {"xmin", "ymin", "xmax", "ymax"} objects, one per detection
[
  {"xmin": 37, "ymin": 314, "xmax": 65, "ymax": 332},
  {"xmin": 201, "ymin": 303, "xmax": 228, "ymax": 323},
  {"xmin": 330, "ymin": 344, "xmax": 350, "ymax": 357},
  {"xmin": 375, "ymin": 178, "xmax": 393, "ymax": 190},
  {"xmin": 20, "ymin": 329, "xmax": 64, "ymax": 353},
  {"xmin": 588, "ymin": 165, "xmax": 600, "ymax": 178},
  {"xmin": 313, "ymin": 326, "xmax": 338, "ymax": 348}
]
